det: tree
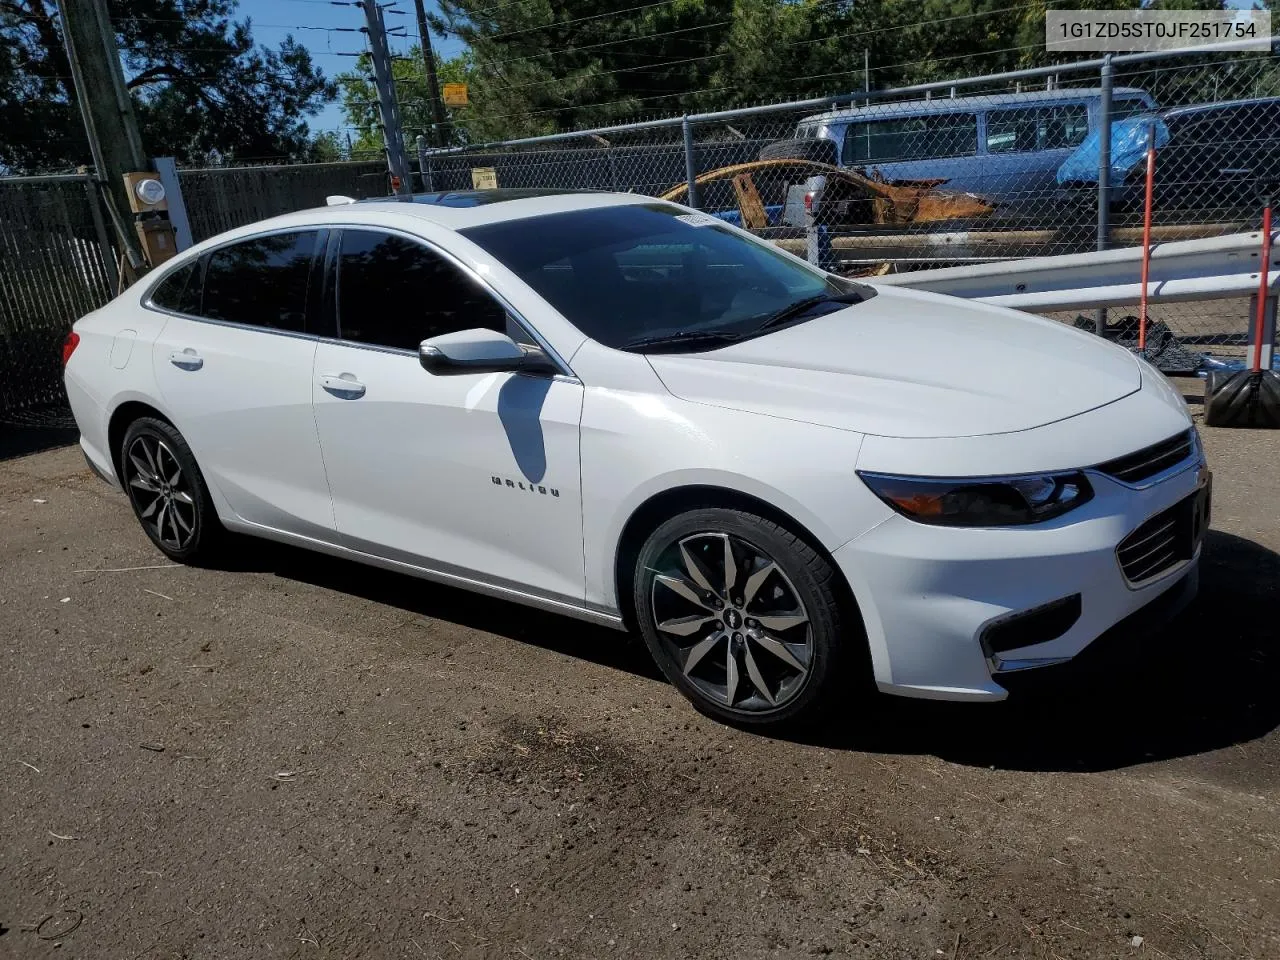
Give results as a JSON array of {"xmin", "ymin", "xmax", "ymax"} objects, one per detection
[
  {"xmin": 427, "ymin": 0, "xmax": 736, "ymax": 139},
  {"xmin": 340, "ymin": 0, "xmax": 1273, "ymax": 148},
  {"xmin": 0, "ymin": 0, "xmax": 337, "ymax": 174}
]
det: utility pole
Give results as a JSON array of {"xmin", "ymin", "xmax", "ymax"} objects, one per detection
[
  {"xmin": 57, "ymin": 0, "xmax": 146, "ymax": 267},
  {"xmin": 361, "ymin": 0, "xmax": 414, "ymax": 198},
  {"xmin": 412, "ymin": 0, "xmax": 449, "ymax": 147}
]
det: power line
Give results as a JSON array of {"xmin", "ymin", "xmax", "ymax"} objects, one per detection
[{"xmin": 482, "ymin": 0, "xmax": 692, "ymax": 42}]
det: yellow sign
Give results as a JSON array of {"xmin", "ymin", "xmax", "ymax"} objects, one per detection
[
  {"xmin": 471, "ymin": 167, "xmax": 498, "ymax": 190},
  {"xmin": 442, "ymin": 83, "xmax": 469, "ymax": 107}
]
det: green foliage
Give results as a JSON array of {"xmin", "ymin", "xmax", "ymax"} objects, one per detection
[
  {"xmin": 337, "ymin": 46, "xmax": 475, "ymax": 153},
  {"xmin": 0, "ymin": 0, "xmax": 336, "ymax": 174}
]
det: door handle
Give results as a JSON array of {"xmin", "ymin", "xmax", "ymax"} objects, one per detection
[
  {"xmin": 319, "ymin": 373, "xmax": 366, "ymax": 399},
  {"xmin": 169, "ymin": 348, "xmax": 203, "ymax": 371}
]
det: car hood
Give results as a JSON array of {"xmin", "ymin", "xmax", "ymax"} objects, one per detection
[{"xmin": 645, "ymin": 285, "xmax": 1141, "ymax": 439}]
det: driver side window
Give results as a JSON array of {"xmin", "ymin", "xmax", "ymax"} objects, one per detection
[{"xmin": 336, "ymin": 229, "xmax": 521, "ymax": 351}]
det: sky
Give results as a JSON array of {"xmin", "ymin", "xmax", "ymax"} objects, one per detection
[{"xmin": 244, "ymin": 0, "xmax": 466, "ymax": 138}]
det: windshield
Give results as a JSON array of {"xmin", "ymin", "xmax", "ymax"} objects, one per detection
[{"xmin": 459, "ymin": 203, "xmax": 870, "ymax": 351}]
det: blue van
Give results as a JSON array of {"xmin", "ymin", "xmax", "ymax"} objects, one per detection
[{"xmin": 778, "ymin": 87, "xmax": 1155, "ymax": 224}]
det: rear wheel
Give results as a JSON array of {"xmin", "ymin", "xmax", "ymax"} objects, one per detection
[
  {"xmin": 120, "ymin": 417, "xmax": 222, "ymax": 564},
  {"xmin": 632, "ymin": 508, "xmax": 858, "ymax": 727}
]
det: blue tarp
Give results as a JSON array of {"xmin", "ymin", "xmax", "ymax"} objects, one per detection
[{"xmin": 1056, "ymin": 116, "xmax": 1171, "ymax": 186}]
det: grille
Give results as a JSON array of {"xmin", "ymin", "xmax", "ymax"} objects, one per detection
[
  {"xmin": 1096, "ymin": 430, "xmax": 1196, "ymax": 485},
  {"xmin": 1116, "ymin": 490, "xmax": 1204, "ymax": 585}
]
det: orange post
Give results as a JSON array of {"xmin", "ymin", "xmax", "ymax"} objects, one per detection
[
  {"xmin": 1137, "ymin": 121, "xmax": 1157, "ymax": 353},
  {"xmin": 1250, "ymin": 200, "xmax": 1273, "ymax": 373}
]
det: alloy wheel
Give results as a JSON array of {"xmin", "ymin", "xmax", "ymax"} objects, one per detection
[
  {"xmin": 124, "ymin": 434, "xmax": 197, "ymax": 551},
  {"xmin": 650, "ymin": 531, "xmax": 813, "ymax": 712}
]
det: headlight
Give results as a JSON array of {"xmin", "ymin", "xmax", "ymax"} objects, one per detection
[{"xmin": 857, "ymin": 470, "xmax": 1093, "ymax": 527}]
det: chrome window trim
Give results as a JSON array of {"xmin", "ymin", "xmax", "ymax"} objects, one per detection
[
  {"xmin": 331, "ymin": 223, "xmax": 577, "ymax": 379},
  {"xmin": 140, "ymin": 223, "xmax": 322, "ymax": 307},
  {"xmin": 141, "ymin": 222, "xmax": 579, "ymax": 382}
]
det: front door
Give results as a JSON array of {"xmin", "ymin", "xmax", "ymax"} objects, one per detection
[{"xmin": 310, "ymin": 228, "xmax": 586, "ymax": 605}]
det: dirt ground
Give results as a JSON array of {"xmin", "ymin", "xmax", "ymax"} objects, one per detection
[{"xmin": 2, "ymin": 382, "xmax": 1278, "ymax": 960}]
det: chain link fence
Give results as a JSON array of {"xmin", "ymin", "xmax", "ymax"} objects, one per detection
[
  {"xmin": 177, "ymin": 160, "xmax": 390, "ymax": 244},
  {"xmin": 420, "ymin": 43, "xmax": 1278, "ymax": 361},
  {"xmin": 3, "ymin": 43, "xmax": 1277, "ymax": 421},
  {"xmin": 0, "ymin": 174, "xmax": 115, "ymax": 420}
]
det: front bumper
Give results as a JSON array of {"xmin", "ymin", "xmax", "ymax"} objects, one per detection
[{"xmin": 833, "ymin": 458, "xmax": 1207, "ymax": 701}]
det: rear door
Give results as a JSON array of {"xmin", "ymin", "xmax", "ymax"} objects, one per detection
[
  {"xmin": 150, "ymin": 229, "xmax": 336, "ymax": 540},
  {"xmin": 980, "ymin": 102, "xmax": 1090, "ymax": 202},
  {"xmin": 841, "ymin": 112, "xmax": 982, "ymax": 192}
]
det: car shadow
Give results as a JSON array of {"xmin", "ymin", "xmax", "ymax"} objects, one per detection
[
  {"xmin": 793, "ymin": 528, "xmax": 1280, "ymax": 773},
  {"xmin": 223, "ymin": 538, "xmax": 662, "ymax": 683},
  {"xmin": 0, "ymin": 404, "xmax": 80, "ymax": 462},
  {"xmin": 221, "ymin": 528, "xmax": 1277, "ymax": 774}
]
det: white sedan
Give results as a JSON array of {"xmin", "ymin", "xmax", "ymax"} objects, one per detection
[{"xmin": 62, "ymin": 189, "xmax": 1210, "ymax": 726}]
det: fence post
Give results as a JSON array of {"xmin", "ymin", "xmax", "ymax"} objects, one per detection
[
  {"xmin": 1094, "ymin": 54, "xmax": 1114, "ymax": 336},
  {"xmin": 682, "ymin": 116, "xmax": 700, "ymax": 209},
  {"xmin": 82, "ymin": 174, "xmax": 114, "ymax": 295},
  {"xmin": 806, "ymin": 223, "xmax": 834, "ymax": 272},
  {"xmin": 1249, "ymin": 293, "xmax": 1277, "ymax": 371},
  {"xmin": 152, "ymin": 157, "xmax": 192, "ymax": 252},
  {"xmin": 416, "ymin": 135, "xmax": 435, "ymax": 192}
]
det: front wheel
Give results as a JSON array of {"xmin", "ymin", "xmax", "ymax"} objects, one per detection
[{"xmin": 632, "ymin": 508, "xmax": 859, "ymax": 727}]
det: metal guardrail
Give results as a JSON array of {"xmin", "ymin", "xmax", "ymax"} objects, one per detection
[{"xmin": 875, "ymin": 228, "xmax": 1279, "ymax": 311}]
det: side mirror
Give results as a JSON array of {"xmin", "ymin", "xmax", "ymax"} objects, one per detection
[{"xmin": 419, "ymin": 328, "xmax": 556, "ymax": 376}]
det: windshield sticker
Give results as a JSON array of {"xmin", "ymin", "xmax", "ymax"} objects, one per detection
[{"xmin": 675, "ymin": 212, "xmax": 722, "ymax": 228}]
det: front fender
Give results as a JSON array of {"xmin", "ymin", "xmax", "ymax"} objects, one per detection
[{"xmin": 580, "ymin": 384, "xmax": 880, "ymax": 611}]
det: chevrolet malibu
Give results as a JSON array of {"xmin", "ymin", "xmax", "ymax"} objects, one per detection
[{"xmin": 62, "ymin": 189, "xmax": 1210, "ymax": 726}]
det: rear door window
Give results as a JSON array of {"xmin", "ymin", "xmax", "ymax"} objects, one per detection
[
  {"xmin": 985, "ymin": 104, "xmax": 1089, "ymax": 153},
  {"xmin": 842, "ymin": 113, "xmax": 979, "ymax": 164},
  {"xmin": 198, "ymin": 231, "xmax": 323, "ymax": 333},
  {"xmin": 149, "ymin": 260, "xmax": 202, "ymax": 315}
]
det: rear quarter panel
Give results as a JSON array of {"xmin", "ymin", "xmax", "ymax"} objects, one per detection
[{"xmin": 64, "ymin": 294, "xmax": 171, "ymax": 482}]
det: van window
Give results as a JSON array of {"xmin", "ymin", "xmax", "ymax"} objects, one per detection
[
  {"xmin": 1113, "ymin": 98, "xmax": 1154, "ymax": 120},
  {"xmin": 985, "ymin": 104, "xmax": 1089, "ymax": 153},
  {"xmin": 842, "ymin": 114, "xmax": 978, "ymax": 165}
]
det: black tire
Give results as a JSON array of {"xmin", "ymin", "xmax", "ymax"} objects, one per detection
[
  {"xmin": 757, "ymin": 137, "xmax": 838, "ymax": 167},
  {"xmin": 632, "ymin": 507, "xmax": 863, "ymax": 727},
  {"xmin": 119, "ymin": 417, "xmax": 223, "ymax": 564},
  {"xmin": 1203, "ymin": 368, "xmax": 1280, "ymax": 428}
]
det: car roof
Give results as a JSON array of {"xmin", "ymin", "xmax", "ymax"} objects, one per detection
[
  {"xmin": 343, "ymin": 189, "xmax": 652, "ymax": 228},
  {"xmin": 1162, "ymin": 95, "xmax": 1280, "ymax": 120},
  {"xmin": 357, "ymin": 187, "xmax": 604, "ymax": 208},
  {"xmin": 800, "ymin": 87, "xmax": 1151, "ymax": 124},
  {"xmin": 189, "ymin": 190, "xmax": 656, "ymax": 248}
]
